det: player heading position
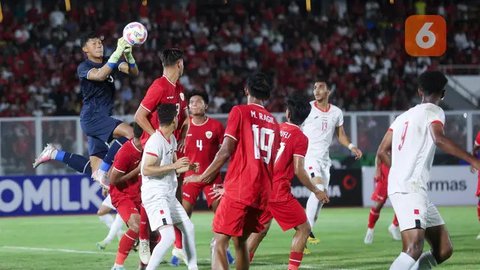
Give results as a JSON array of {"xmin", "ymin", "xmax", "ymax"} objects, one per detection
[
  {"xmin": 185, "ymin": 72, "xmax": 280, "ymax": 270},
  {"xmin": 141, "ymin": 104, "xmax": 198, "ymax": 270},
  {"xmin": 247, "ymin": 95, "xmax": 329, "ymax": 270},
  {"xmin": 363, "ymin": 155, "xmax": 400, "ymax": 244},
  {"xmin": 302, "ymin": 81, "xmax": 362, "ymax": 243},
  {"xmin": 377, "ymin": 71, "xmax": 480, "ymax": 269}
]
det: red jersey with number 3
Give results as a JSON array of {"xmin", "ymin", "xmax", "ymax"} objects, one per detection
[
  {"xmin": 110, "ymin": 140, "xmax": 143, "ymax": 205},
  {"xmin": 223, "ymin": 104, "xmax": 280, "ymax": 209},
  {"xmin": 184, "ymin": 117, "xmax": 225, "ymax": 178},
  {"xmin": 140, "ymin": 75, "xmax": 187, "ymax": 144},
  {"xmin": 270, "ymin": 122, "xmax": 308, "ymax": 202}
]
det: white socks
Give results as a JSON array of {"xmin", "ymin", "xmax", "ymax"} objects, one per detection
[
  {"xmin": 177, "ymin": 220, "xmax": 198, "ymax": 270},
  {"xmin": 146, "ymin": 226, "xmax": 175, "ymax": 270},
  {"xmin": 411, "ymin": 251, "xmax": 438, "ymax": 270},
  {"xmin": 99, "ymin": 213, "xmax": 114, "ymax": 228},
  {"xmin": 390, "ymin": 252, "xmax": 416, "ymax": 270},
  {"xmin": 306, "ymin": 184, "xmax": 325, "ymax": 229},
  {"xmin": 103, "ymin": 214, "xmax": 124, "ymax": 243}
]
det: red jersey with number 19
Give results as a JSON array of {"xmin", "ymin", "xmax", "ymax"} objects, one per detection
[
  {"xmin": 223, "ymin": 104, "xmax": 280, "ymax": 209},
  {"xmin": 183, "ymin": 117, "xmax": 225, "ymax": 178},
  {"xmin": 270, "ymin": 122, "xmax": 308, "ymax": 202}
]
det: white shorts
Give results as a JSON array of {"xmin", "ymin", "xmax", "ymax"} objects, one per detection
[
  {"xmin": 101, "ymin": 195, "xmax": 115, "ymax": 210},
  {"xmin": 390, "ymin": 192, "xmax": 445, "ymax": 232},
  {"xmin": 305, "ymin": 158, "xmax": 331, "ymax": 186},
  {"xmin": 143, "ymin": 195, "xmax": 189, "ymax": 231}
]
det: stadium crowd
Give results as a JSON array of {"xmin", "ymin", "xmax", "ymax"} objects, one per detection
[{"xmin": 0, "ymin": 0, "xmax": 478, "ymax": 117}]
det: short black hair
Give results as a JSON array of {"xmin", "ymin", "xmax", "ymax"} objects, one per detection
[
  {"xmin": 161, "ymin": 48, "xmax": 184, "ymax": 67},
  {"xmin": 81, "ymin": 32, "xmax": 102, "ymax": 47},
  {"xmin": 286, "ymin": 95, "xmax": 310, "ymax": 125},
  {"xmin": 157, "ymin": 103, "xmax": 178, "ymax": 126},
  {"xmin": 418, "ymin": 71, "xmax": 448, "ymax": 96},
  {"xmin": 188, "ymin": 90, "xmax": 209, "ymax": 105},
  {"xmin": 133, "ymin": 122, "xmax": 143, "ymax": 139},
  {"xmin": 246, "ymin": 72, "xmax": 271, "ymax": 100}
]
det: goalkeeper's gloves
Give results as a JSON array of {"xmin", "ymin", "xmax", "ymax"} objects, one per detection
[
  {"xmin": 107, "ymin": 38, "xmax": 128, "ymax": 68},
  {"xmin": 123, "ymin": 45, "xmax": 136, "ymax": 65}
]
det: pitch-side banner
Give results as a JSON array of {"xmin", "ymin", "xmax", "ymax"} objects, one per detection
[
  {"xmin": 362, "ymin": 166, "xmax": 478, "ymax": 207},
  {"xmin": 0, "ymin": 175, "xmax": 103, "ymax": 216}
]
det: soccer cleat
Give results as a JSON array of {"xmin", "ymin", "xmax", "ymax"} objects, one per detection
[
  {"xmin": 92, "ymin": 169, "xmax": 110, "ymax": 189},
  {"xmin": 111, "ymin": 265, "xmax": 125, "ymax": 270},
  {"xmin": 138, "ymin": 239, "xmax": 151, "ymax": 264},
  {"xmin": 96, "ymin": 241, "xmax": 107, "ymax": 250},
  {"xmin": 226, "ymin": 248, "xmax": 235, "ymax": 265},
  {"xmin": 32, "ymin": 144, "xmax": 57, "ymax": 168},
  {"xmin": 303, "ymin": 247, "xmax": 311, "ymax": 255},
  {"xmin": 170, "ymin": 255, "xmax": 180, "ymax": 267},
  {"xmin": 476, "ymin": 233, "xmax": 480, "ymax": 240},
  {"xmin": 388, "ymin": 224, "xmax": 401, "ymax": 241},
  {"xmin": 171, "ymin": 247, "xmax": 188, "ymax": 266},
  {"xmin": 364, "ymin": 228, "xmax": 374, "ymax": 244},
  {"xmin": 307, "ymin": 236, "xmax": 320, "ymax": 245}
]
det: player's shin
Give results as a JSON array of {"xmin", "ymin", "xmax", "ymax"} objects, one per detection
[
  {"xmin": 176, "ymin": 220, "xmax": 198, "ymax": 269},
  {"xmin": 146, "ymin": 226, "xmax": 175, "ymax": 270}
]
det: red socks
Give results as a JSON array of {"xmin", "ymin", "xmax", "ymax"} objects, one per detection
[
  {"xmin": 477, "ymin": 200, "xmax": 480, "ymax": 221},
  {"xmin": 139, "ymin": 206, "xmax": 150, "ymax": 241},
  {"xmin": 115, "ymin": 229, "xmax": 139, "ymax": 265},
  {"xmin": 174, "ymin": 226, "xmax": 183, "ymax": 249},
  {"xmin": 368, "ymin": 208, "xmax": 380, "ymax": 229},
  {"xmin": 393, "ymin": 214, "xmax": 399, "ymax": 227},
  {"xmin": 288, "ymin": 251, "xmax": 303, "ymax": 270}
]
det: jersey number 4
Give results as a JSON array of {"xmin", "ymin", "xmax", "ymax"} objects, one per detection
[
  {"xmin": 398, "ymin": 121, "xmax": 409, "ymax": 151},
  {"xmin": 196, "ymin": 139, "xmax": 203, "ymax": 151},
  {"xmin": 252, "ymin": 125, "xmax": 275, "ymax": 164}
]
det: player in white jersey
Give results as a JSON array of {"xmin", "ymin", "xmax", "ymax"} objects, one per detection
[
  {"xmin": 302, "ymin": 81, "xmax": 362, "ymax": 245},
  {"xmin": 141, "ymin": 104, "xmax": 198, "ymax": 270},
  {"xmin": 377, "ymin": 71, "xmax": 480, "ymax": 270}
]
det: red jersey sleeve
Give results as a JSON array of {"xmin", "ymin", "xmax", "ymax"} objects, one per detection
[
  {"xmin": 112, "ymin": 144, "xmax": 130, "ymax": 173},
  {"xmin": 140, "ymin": 79, "xmax": 164, "ymax": 113},
  {"xmin": 224, "ymin": 107, "xmax": 241, "ymax": 141},
  {"xmin": 293, "ymin": 134, "xmax": 308, "ymax": 157},
  {"xmin": 475, "ymin": 131, "xmax": 480, "ymax": 146}
]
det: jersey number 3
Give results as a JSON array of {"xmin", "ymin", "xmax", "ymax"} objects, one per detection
[
  {"xmin": 398, "ymin": 121, "xmax": 409, "ymax": 151},
  {"xmin": 252, "ymin": 125, "xmax": 275, "ymax": 164}
]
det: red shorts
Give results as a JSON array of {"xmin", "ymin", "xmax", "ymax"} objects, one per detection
[
  {"xmin": 114, "ymin": 197, "xmax": 142, "ymax": 223},
  {"xmin": 213, "ymin": 196, "xmax": 265, "ymax": 237},
  {"xmin": 182, "ymin": 176, "xmax": 222, "ymax": 208},
  {"xmin": 259, "ymin": 196, "xmax": 307, "ymax": 231},
  {"xmin": 476, "ymin": 174, "xmax": 480, "ymax": 197}
]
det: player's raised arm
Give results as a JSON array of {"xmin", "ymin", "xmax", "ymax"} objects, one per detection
[
  {"xmin": 430, "ymin": 122, "xmax": 480, "ymax": 170},
  {"xmin": 86, "ymin": 38, "xmax": 129, "ymax": 81},
  {"xmin": 118, "ymin": 45, "xmax": 139, "ymax": 76},
  {"xmin": 376, "ymin": 129, "xmax": 393, "ymax": 168},
  {"xmin": 293, "ymin": 155, "xmax": 329, "ymax": 203},
  {"xmin": 336, "ymin": 125, "xmax": 362, "ymax": 159}
]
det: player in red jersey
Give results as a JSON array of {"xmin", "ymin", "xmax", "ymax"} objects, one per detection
[
  {"xmin": 109, "ymin": 123, "xmax": 146, "ymax": 270},
  {"xmin": 134, "ymin": 48, "xmax": 189, "ymax": 263},
  {"xmin": 185, "ymin": 72, "xmax": 280, "ymax": 270},
  {"xmin": 246, "ymin": 95, "xmax": 329, "ymax": 270},
  {"xmin": 471, "ymin": 131, "xmax": 480, "ymax": 239},
  {"xmin": 363, "ymin": 156, "xmax": 400, "ymax": 244}
]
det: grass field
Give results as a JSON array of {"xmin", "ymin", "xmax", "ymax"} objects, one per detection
[{"xmin": 0, "ymin": 207, "xmax": 479, "ymax": 270}]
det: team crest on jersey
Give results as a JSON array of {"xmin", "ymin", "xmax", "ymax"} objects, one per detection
[
  {"xmin": 180, "ymin": 93, "xmax": 185, "ymax": 101},
  {"xmin": 205, "ymin": 131, "xmax": 213, "ymax": 139}
]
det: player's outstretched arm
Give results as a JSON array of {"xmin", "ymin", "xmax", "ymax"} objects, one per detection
[
  {"xmin": 294, "ymin": 155, "xmax": 329, "ymax": 204},
  {"xmin": 134, "ymin": 106, "xmax": 155, "ymax": 135},
  {"xmin": 336, "ymin": 125, "xmax": 362, "ymax": 159},
  {"xmin": 377, "ymin": 130, "xmax": 393, "ymax": 168},
  {"xmin": 142, "ymin": 154, "xmax": 189, "ymax": 177},
  {"xmin": 110, "ymin": 165, "xmax": 140, "ymax": 186},
  {"xmin": 87, "ymin": 38, "xmax": 129, "ymax": 81},
  {"xmin": 430, "ymin": 123, "xmax": 480, "ymax": 170}
]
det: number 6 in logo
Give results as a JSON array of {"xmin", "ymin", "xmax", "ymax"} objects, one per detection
[{"xmin": 405, "ymin": 15, "xmax": 446, "ymax": 57}]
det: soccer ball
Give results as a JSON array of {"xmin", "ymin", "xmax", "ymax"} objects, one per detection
[{"xmin": 122, "ymin": 22, "xmax": 148, "ymax": 46}]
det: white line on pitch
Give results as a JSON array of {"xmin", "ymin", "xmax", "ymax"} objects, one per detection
[{"xmin": 0, "ymin": 246, "xmax": 116, "ymax": 255}]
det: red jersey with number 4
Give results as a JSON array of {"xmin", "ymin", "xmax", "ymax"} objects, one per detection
[
  {"xmin": 270, "ymin": 122, "xmax": 308, "ymax": 202},
  {"xmin": 184, "ymin": 117, "xmax": 225, "ymax": 178},
  {"xmin": 110, "ymin": 140, "xmax": 143, "ymax": 205},
  {"xmin": 223, "ymin": 104, "xmax": 280, "ymax": 209},
  {"xmin": 140, "ymin": 75, "xmax": 187, "ymax": 144}
]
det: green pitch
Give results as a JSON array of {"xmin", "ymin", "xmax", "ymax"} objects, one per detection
[{"xmin": 0, "ymin": 207, "xmax": 478, "ymax": 269}]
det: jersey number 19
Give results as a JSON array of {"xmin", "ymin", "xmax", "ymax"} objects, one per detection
[{"xmin": 252, "ymin": 125, "xmax": 275, "ymax": 164}]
